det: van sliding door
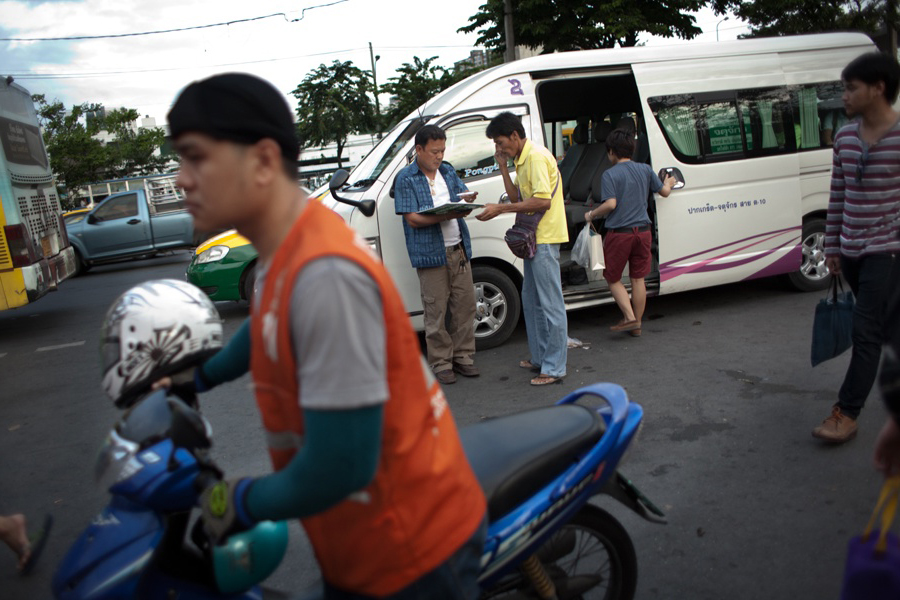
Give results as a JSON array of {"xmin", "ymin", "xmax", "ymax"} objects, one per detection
[{"xmin": 633, "ymin": 58, "xmax": 802, "ymax": 295}]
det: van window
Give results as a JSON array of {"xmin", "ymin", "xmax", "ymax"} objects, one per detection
[
  {"xmin": 791, "ymin": 81, "xmax": 847, "ymax": 148},
  {"xmin": 650, "ymin": 86, "xmax": 796, "ymax": 163},
  {"xmin": 442, "ymin": 119, "xmax": 503, "ymax": 181}
]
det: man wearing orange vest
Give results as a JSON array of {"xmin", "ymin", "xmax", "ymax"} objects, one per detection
[{"xmin": 167, "ymin": 73, "xmax": 486, "ymax": 599}]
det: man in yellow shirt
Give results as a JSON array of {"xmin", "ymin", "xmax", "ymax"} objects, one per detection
[{"xmin": 477, "ymin": 112, "xmax": 568, "ymax": 385}]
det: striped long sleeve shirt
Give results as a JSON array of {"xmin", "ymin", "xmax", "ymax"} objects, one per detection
[{"xmin": 826, "ymin": 121, "xmax": 900, "ymax": 258}]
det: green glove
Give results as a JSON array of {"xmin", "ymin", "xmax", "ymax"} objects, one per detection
[{"xmin": 200, "ymin": 478, "xmax": 255, "ymax": 544}]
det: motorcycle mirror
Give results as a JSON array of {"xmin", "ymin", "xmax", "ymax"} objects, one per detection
[
  {"xmin": 328, "ymin": 170, "xmax": 376, "ymax": 218},
  {"xmin": 168, "ymin": 396, "xmax": 212, "ymax": 451}
]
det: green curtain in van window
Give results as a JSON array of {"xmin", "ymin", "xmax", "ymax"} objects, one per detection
[
  {"xmin": 798, "ymin": 87, "xmax": 821, "ymax": 149},
  {"xmin": 659, "ymin": 106, "xmax": 700, "ymax": 157},
  {"xmin": 757, "ymin": 101, "xmax": 778, "ymax": 148}
]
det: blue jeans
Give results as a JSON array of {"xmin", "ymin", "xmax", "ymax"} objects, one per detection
[
  {"xmin": 522, "ymin": 244, "xmax": 568, "ymax": 378},
  {"xmin": 321, "ymin": 518, "xmax": 486, "ymax": 600},
  {"xmin": 836, "ymin": 253, "xmax": 895, "ymax": 418}
]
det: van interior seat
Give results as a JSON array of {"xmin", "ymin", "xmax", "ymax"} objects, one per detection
[
  {"xmin": 559, "ymin": 123, "xmax": 590, "ymax": 199},
  {"xmin": 565, "ymin": 121, "xmax": 612, "ymax": 231}
]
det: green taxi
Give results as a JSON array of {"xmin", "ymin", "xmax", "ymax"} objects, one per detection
[
  {"xmin": 186, "ymin": 229, "xmax": 258, "ymax": 302},
  {"xmin": 186, "ymin": 187, "xmax": 320, "ymax": 302}
]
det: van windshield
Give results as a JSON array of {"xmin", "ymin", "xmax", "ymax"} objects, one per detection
[{"xmin": 346, "ymin": 117, "xmax": 429, "ymax": 189}]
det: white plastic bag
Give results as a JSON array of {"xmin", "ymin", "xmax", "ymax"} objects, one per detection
[
  {"xmin": 572, "ymin": 224, "xmax": 592, "ymax": 270},
  {"xmin": 587, "ymin": 227, "xmax": 605, "ymax": 272}
]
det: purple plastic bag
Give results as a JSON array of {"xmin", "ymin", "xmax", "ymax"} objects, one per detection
[{"xmin": 841, "ymin": 477, "xmax": 900, "ymax": 600}]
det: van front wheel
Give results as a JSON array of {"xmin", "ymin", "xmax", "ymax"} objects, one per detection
[
  {"xmin": 788, "ymin": 218, "xmax": 830, "ymax": 292},
  {"xmin": 472, "ymin": 265, "xmax": 520, "ymax": 350}
]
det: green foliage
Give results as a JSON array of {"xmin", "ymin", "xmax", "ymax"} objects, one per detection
[
  {"xmin": 32, "ymin": 95, "xmax": 169, "ymax": 204},
  {"xmin": 292, "ymin": 60, "xmax": 376, "ymax": 167},
  {"xmin": 459, "ymin": 0, "xmax": 708, "ymax": 53},
  {"xmin": 33, "ymin": 94, "xmax": 108, "ymax": 196},
  {"xmin": 712, "ymin": 0, "xmax": 885, "ymax": 38},
  {"xmin": 380, "ymin": 56, "xmax": 490, "ymax": 130},
  {"xmin": 102, "ymin": 108, "xmax": 169, "ymax": 179}
]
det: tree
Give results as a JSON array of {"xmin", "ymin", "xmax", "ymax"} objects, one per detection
[
  {"xmin": 33, "ymin": 95, "xmax": 108, "ymax": 198},
  {"xmin": 711, "ymin": 0, "xmax": 885, "ymax": 38},
  {"xmin": 33, "ymin": 96, "xmax": 170, "ymax": 206},
  {"xmin": 292, "ymin": 61, "xmax": 376, "ymax": 168},
  {"xmin": 102, "ymin": 108, "xmax": 169, "ymax": 179},
  {"xmin": 380, "ymin": 56, "xmax": 489, "ymax": 130},
  {"xmin": 459, "ymin": 0, "xmax": 708, "ymax": 53}
]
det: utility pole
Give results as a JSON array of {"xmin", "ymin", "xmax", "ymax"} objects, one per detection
[
  {"xmin": 504, "ymin": 0, "xmax": 515, "ymax": 64},
  {"xmin": 369, "ymin": 42, "xmax": 381, "ymax": 135},
  {"xmin": 889, "ymin": 0, "xmax": 898, "ymax": 59}
]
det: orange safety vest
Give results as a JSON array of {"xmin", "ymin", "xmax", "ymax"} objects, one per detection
[{"xmin": 250, "ymin": 200, "xmax": 486, "ymax": 596}]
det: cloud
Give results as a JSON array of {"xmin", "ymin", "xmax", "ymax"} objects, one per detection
[{"xmin": 2, "ymin": 0, "xmax": 485, "ymax": 123}]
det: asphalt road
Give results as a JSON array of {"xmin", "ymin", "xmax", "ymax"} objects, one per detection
[{"xmin": 0, "ymin": 250, "xmax": 887, "ymax": 599}]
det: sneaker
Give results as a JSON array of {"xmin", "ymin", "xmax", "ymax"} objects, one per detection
[
  {"xmin": 452, "ymin": 363, "xmax": 480, "ymax": 378},
  {"xmin": 812, "ymin": 406, "xmax": 858, "ymax": 443},
  {"xmin": 435, "ymin": 369, "xmax": 456, "ymax": 385}
]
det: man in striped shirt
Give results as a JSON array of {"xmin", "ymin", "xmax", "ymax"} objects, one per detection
[{"xmin": 813, "ymin": 52, "xmax": 900, "ymax": 444}]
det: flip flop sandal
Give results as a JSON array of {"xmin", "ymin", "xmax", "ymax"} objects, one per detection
[
  {"xmin": 19, "ymin": 513, "xmax": 53, "ymax": 576},
  {"xmin": 519, "ymin": 360, "xmax": 540, "ymax": 373},
  {"xmin": 629, "ymin": 329, "xmax": 642, "ymax": 337},
  {"xmin": 530, "ymin": 374, "xmax": 563, "ymax": 386}
]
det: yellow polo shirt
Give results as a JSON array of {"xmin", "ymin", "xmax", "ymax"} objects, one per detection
[{"xmin": 514, "ymin": 139, "xmax": 568, "ymax": 244}]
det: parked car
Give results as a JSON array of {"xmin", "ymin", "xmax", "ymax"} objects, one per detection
[{"xmin": 65, "ymin": 176, "xmax": 198, "ymax": 275}]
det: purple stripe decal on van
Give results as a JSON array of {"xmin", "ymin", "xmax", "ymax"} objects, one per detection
[{"xmin": 660, "ymin": 228, "xmax": 800, "ymax": 282}]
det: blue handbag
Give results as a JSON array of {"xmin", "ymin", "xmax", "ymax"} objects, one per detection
[
  {"xmin": 841, "ymin": 476, "xmax": 900, "ymax": 600},
  {"xmin": 810, "ymin": 276, "xmax": 854, "ymax": 367}
]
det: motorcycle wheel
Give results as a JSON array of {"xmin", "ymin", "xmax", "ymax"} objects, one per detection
[{"xmin": 481, "ymin": 504, "xmax": 638, "ymax": 600}]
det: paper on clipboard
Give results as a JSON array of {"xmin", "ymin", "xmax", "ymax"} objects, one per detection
[{"xmin": 416, "ymin": 203, "xmax": 484, "ymax": 216}]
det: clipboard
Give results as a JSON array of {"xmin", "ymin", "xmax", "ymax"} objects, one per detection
[{"xmin": 416, "ymin": 203, "xmax": 484, "ymax": 216}]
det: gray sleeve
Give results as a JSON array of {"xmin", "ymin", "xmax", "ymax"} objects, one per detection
[{"xmin": 290, "ymin": 257, "xmax": 388, "ymax": 410}]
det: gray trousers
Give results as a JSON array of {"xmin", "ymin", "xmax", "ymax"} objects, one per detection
[{"xmin": 417, "ymin": 244, "xmax": 476, "ymax": 372}]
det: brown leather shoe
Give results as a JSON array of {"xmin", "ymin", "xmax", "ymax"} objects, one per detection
[
  {"xmin": 435, "ymin": 369, "xmax": 456, "ymax": 385},
  {"xmin": 452, "ymin": 363, "xmax": 480, "ymax": 377},
  {"xmin": 812, "ymin": 406, "xmax": 858, "ymax": 443}
]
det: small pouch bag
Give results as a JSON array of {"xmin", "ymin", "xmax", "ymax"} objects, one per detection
[
  {"xmin": 810, "ymin": 275, "xmax": 855, "ymax": 367},
  {"xmin": 504, "ymin": 169, "xmax": 560, "ymax": 260},
  {"xmin": 841, "ymin": 475, "xmax": 900, "ymax": 600}
]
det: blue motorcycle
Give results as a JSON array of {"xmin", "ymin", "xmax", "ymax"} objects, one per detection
[{"xmin": 53, "ymin": 382, "xmax": 664, "ymax": 599}]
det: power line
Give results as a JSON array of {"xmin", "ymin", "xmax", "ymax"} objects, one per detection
[
  {"xmin": 7, "ymin": 47, "xmax": 365, "ymax": 79},
  {"xmin": 0, "ymin": 0, "xmax": 348, "ymax": 42}
]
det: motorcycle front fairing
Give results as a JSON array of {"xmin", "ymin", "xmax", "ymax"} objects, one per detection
[{"xmin": 53, "ymin": 495, "xmax": 163, "ymax": 599}]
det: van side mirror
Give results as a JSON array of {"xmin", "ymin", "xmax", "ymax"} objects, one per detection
[
  {"xmin": 658, "ymin": 167, "xmax": 685, "ymax": 190},
  {"xmin": 329, "ymin": 170, "xmax": 376, "ymax": 217}
]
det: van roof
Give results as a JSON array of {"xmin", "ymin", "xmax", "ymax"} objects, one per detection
[{"xmin": 420, "ymin": 32, "xmax": 874, "ymax": 118}]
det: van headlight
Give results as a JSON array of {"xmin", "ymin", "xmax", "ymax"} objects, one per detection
[{"xmin": 195, "ymin": 245, "xmax": 230, "ymax": 264}]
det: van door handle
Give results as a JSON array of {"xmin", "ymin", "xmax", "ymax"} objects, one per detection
[
  {"xmin": 499, "ymin": 193, "xmax": 510, "ymax": 204},
  {"xmin": 127, "ymin": 219, "xmax": 142, "ymax": 225}
]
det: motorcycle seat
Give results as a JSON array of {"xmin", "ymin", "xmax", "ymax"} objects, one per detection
[{"xmin": 459, "ymin": 404, "xmax": 605, "ymax": 521}]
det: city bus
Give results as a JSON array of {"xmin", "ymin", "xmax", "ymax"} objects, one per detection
[{"xmin": 0, "ymin": 77, "xmax": 76, "ymax": 310}]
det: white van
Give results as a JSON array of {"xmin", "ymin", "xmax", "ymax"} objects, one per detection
[{"xmin": 322, "ymin": 32, "xmax": 876, "ymax": 349}]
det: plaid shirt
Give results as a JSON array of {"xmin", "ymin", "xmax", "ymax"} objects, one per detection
[{"xmin": 394, "ymin": 161, "xmax": 472, "ymax": 268}]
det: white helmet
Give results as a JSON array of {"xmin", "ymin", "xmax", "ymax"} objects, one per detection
[{"xmin": 101, "ymin": 279, "xmax": 223, "ymax": 408}]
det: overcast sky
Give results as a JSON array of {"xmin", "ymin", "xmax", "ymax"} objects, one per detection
[{"xmin": 2, "ymin": 0, "xmax": 750, "ymax": 125}]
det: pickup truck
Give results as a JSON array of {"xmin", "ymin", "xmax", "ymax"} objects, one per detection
[{"xmin": 65, "ymin": 176, "xmax": 198, "ymax": 275}]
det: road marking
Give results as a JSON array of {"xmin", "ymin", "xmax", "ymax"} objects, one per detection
[{"xmin": 36, "ymin": 341, "xmax": 86, "ymax": 352}]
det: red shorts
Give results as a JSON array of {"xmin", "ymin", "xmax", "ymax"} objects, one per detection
[{"xmin": 603, "ymin": 229, "xmax": 652, "ymax": 283}]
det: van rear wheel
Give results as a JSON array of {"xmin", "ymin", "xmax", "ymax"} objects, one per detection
[
  {"xmin": 788, "ymin": 218, "xmax": 830, "ymax": 292},
  {"xmin": 472, "ymin": 265, "xmax": 520, "ymax": 350}
]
